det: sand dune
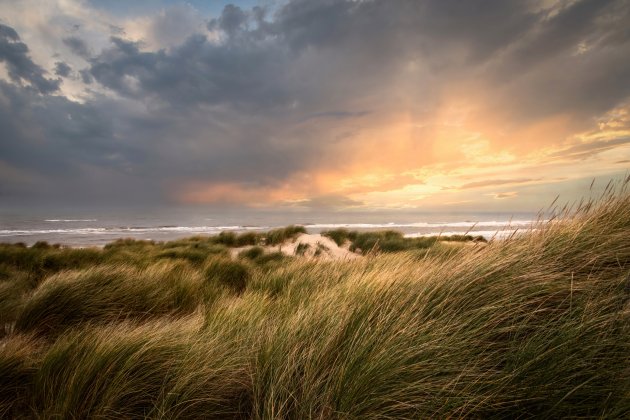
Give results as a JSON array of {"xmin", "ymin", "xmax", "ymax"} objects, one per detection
[{"xmin": 230, "ymin": 233, "xmax": 359, "ymax": 260}]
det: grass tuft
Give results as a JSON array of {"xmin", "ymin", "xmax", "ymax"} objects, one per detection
[
  {"xmin": 15, "ymin": 262, "xmax": 204, "ymax": 337},
  {"xmin": 204, "ymin": 257, "xmax": 251, "ymax": 295}
]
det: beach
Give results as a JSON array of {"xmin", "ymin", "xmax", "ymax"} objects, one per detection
[{"xmin": 0, "ymin": 208, "xmax": 539, "ymax": 247}]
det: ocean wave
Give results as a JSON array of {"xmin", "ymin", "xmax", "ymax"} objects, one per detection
[
  {"xmin": 0, "ymin": 225, "xmax": 266, "ymax": 236},
  {"xmin": 305, "ymin": 220, "xmax": 540, "ymax": 229},
  {"xmin": 44, "ymin": 219, "xmax": 98, "ymax": 222},
  {"xmin": 0, "ymin": 221, "xmax": 540, "ymax": 238},
  {"xmin": 404, "ymin": 229, "xmax": 538, "ymax": 239}
]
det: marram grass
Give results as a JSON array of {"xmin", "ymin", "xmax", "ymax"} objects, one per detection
[{"xmin": 0, "ymin": 182, "xmax": 629, "ymax": 418}]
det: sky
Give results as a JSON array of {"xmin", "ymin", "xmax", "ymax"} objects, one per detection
[{"xmin": 0, "ymin": 0, "xmax": 629, "ymax": 212}]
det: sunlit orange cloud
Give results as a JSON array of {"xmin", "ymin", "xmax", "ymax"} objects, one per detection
[
  {"xmin": 176, "ymin": 100, "xmax": 630, "ymax": 209},
  {"xmin": 176, "ymin": 169, "xmax": 352, "ymax": 206}
]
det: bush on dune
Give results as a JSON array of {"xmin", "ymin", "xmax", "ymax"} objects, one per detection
[
  {"xmin": 204, "ymin": 257, "xmax": 251, "ymax": 295},
  {"xmin": 349, "ymin": 230, "xmax": 418, "ymax": 253},
  {"xmin": 264, "ymin": 225, "xmax": 306, "ymax": 246},
  {"xmin": 235, "ymin": 232, "xmax": 260, "ymax": 247},
  {"xmin": 439, "ymin": 233, "xmax": 486, "ymax": 242},
  {"xmin": 294, "ymin": 242, "xmax": 310, "ymax": 256},
  {"xmin": 238, "ymin": 246, "xmax": 265, "ymax": 260},
  {"xmin": 213, "ymin": 231, "xmax": 238, "ymax": 247},
  {"xmin": 323, "ymin": 229, "xmax": 483, "ymax": 254},
  {"xmin": 155, "ymin": 248, "xmax": 207, "ymax": 265},
  {"xmin": 103, "ymin": 238, "xmax": 156, "ymax": 250},
  {"xmin": 238, "ymin": 247, "xmax": 292, "ymax": 269},
  {"xmin": 321, "ymin": 228, "xmax": 357, "ymax": 246}
]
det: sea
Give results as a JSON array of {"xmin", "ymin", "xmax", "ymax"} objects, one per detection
[{"xmin": 0, "ymin": 207, "xmax": 542, "ymax": 247}]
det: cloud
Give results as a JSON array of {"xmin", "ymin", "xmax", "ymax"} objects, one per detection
[
  {"xmin": 0, "ymin": 79, "xmax": 162, "ymax": 204},
  {"xmin": 302, "ymin": 110, "xmax": 370, "ymax": 122},
  {"xmin": 490, "ymin": 191, "xmax": 519, "ymax": 199},
  {"xmin": 54, "ymin": 61, "xmax": 71, "ymax": 77},
  {"xmin": 88, "ymin": 33, "xmax": 292, "ymax": 110},
  {"xmin": 459, "ymin": 178, "xmax": 539, "ymax": 189},
  {"xmin": 1, "ymin": 0, "xmax": 630, "ymax": 209},
  {"xmin": 63, "ymin": 36, "xmax": 92, "ymax": 59},
  {"xmin": 208, "ymin": 4, "xmax": 249, "ymax": 36},
  {"xmin": 290, "ymin": 194, "xmax": 364, "ymax": 209},
  {"xmin": 0, "ymin": 23, "xmax": 60, "ymax": 93},
  {"xmin": 485, "ymin": 0, "xmax": 630, "ymax": 125},
  {"xmin": 550, "ymin": 137, "xmax": 630, "ymax": 160},
  {"xmin": 502, "ymin": 0, "xmax": 617, "ymax": 70},
  {"xmin": 79, "ymin": 68, "xmax": 93, "ymax": 84}
]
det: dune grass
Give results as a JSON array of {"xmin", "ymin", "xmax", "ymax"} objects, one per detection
[
  {"xmin": 322, "ymin": 228, "xmax": 486, "ymax": 254},
  {"xmin": 0, "ymin": 182, "xmax": 629, "ymax": 417},
  {"xmin": 213, "ymin": 225, "xmax": 307, "ymax": 247},
  {"xmin": 14, "ymin": 261, "xmax": 205, "ymax": 338}
]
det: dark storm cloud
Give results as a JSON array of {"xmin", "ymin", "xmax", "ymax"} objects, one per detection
[
  {"xmin": 504, "ymin": 0, "xmax": 618, "ymax": 69},
  {"xmin": 0, "ymin": 23, "xmax": 59, "ymax": 93},
  {"xmin": 63, "ymin": 36, "xmax": 91, "ymax": 59},
  {"xmin": 273, "ymin": 0, "xmax": 542, "ymax": 68},
  {"xmin": 54, "ymin": 61, "xmax": 71, "ymax": 77},
  {"xmin": 0, "ymin": 80, "xmax": 126, "ymax": 174},
  {"xmin": 209, "ymin": 4, "xmax": 249, "ymax": 36},
  {"xmin": 0, "ymin": 79, "xmax": 171, "ymax": 205},
  {"xmin": 89, "ymin": 33, "xmax": 291, "ymax": 109},
  {"xmin": 79, "ymin": 68, "xmax": 93, "ymax": 84},
  {"xmin": 303, "ymin": 111, "xmax": 370, "ymax": 122},
  {"xmin": 2, "ymin": 0, "xmax": 630, "ymax": 206},
  {"xmin": 476, "ymin": 0, "xmax": 630, "ymax": 129},
  {"xmin": 83, "ymin": 0, "xmax": 630, "ymax": 118}
]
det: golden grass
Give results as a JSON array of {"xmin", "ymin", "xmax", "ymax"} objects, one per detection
[{"xmin": 0, "ymin": 179, "xmax": 628, "ymax": 417}]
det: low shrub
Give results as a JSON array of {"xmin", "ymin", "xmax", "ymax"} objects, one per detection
[
  {"xmin": 440, "ymin": 234, "xmax": 487, "ymax": 242},
  {"xmin": 239, "ymin": 246, "xmax": 265, "ymax": 260},
  {"xmin": 204, "ymin": 258, "xmax": 251, "ymax": 295},
  {"xmin": 31, "ymin": 241, "xmax": 51, "ymax": 250},
  {"xmin": 251, "ymin": 252, "xmax": 289, "ymax": 267},
  {"xmin": 264, "ymin": 225, "xmax": 306, "ymax": 246},
  {"xmin": 235, "ymin": 232, "xmax": 260, "ymax": 247},
  {"xmin": 295, "ymin": 243, "xmax": 310, "ymax": 256},
  {"xmin": 103, "ymin": 238, "xmax": 156, "ymax": 250},
  {"xmin": 321, "ymin": 228, "xmax": 356, "ymax": 246},
  {"xmin": 214, "ymin": 231, "xmax": 237, "ymax": 247},
  {"xmin": 156, "ymin": 248, "xmax": 208, "ymax": 265},
  {"xmin": 350, "ymin": 230, "xmax": 407, "ymax": 253}
]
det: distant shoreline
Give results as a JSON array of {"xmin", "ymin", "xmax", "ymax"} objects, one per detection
[{"xmin": 0, "ymin": 221, "xmax": 536, "ymax": 248}]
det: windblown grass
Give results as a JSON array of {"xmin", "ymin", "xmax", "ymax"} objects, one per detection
[
  {"xmin": 0, "ymin": 334, "xmax": 40, "ymax": 417},
  {"xmin": 213, "ymin": 225, "xmax": 306, "ymax": 247},
  {"xmin": 32, "ymin": 317, "xmax": 250, "ymax": 418},
  {"xmin": 322, "ymin": 228, "xmax": 486, "ymax": 254},
  {"xmin": 14, "ymin": 262, "xmax": 205, "ymax": 338},
  {"xmin": 0, "ymin": 180, "xmax": 629, "ymax": 417}
]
